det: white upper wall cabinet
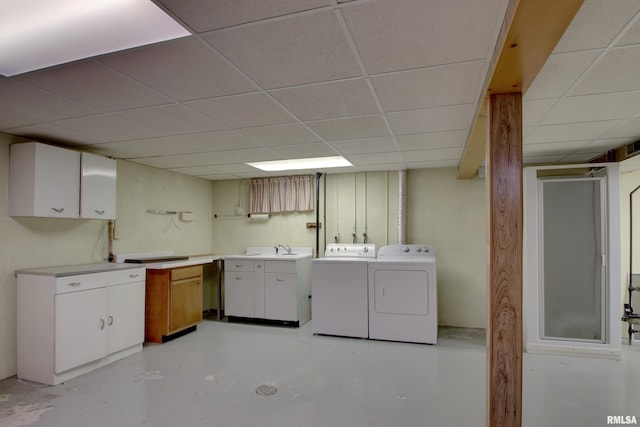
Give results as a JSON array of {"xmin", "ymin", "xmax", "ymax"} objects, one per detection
[
  {"xmin": 9, "ymin": 142, "xmax": 81, "ymax": 218},
  {"xmin": 81, "ymin": 152, "xmax": 116, "ymax": 219}
]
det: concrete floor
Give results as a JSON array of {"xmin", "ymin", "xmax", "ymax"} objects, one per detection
[{"xmin": 1, "ymin": 320, "xmax": 639, "ymax": 427}]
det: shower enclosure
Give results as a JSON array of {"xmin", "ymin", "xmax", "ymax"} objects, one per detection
[{"xmin": 523, "ymin": 164, "xmax": 621, "ymax": 358}]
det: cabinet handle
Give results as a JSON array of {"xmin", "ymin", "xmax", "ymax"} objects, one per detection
[
  {"xmin": 235, "ymin": 264, "xmax": 243, "ymax": 268},
  {"xmin": 99, "ymin": 317, "xmax": 105, "ymax": 330},
  {"xmin": 51, "ymin": 207, "xmax": 64, "ymax": 213},
  {"xmin": 95, "ymin": 209, "xmax": 105, "ymax": 215},
  {"xmin": 276, "ymin": 278, "xmax": 284, "ymax": 282},
  {"xmin": 108, "ymin": 314, "xmax": 114, "ymax": 326},
  {"xmin": 68, "ymin": 281, "xmax": 81, "ymax": 287},
  {"xmin": 129, "ymin": 274, "xmax": 139, "ymax": 278},
  {"xmin": 235, "ymin": 276, "xmax": 242, "ymax": 280}
]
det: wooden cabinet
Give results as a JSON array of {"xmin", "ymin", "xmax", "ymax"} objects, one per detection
[
  {"xmin": 224, "ymin": 256, "xmax": 311, "ymax": 326},
  {"xmin": 9, "ymin": 142, "xmax": 80, "ymax": 218},
  {"xmin": 80, "ymin": 152, "xmax": 116, "ymax": 219},
  {"xmin": 145, "ymin": 265, "xmax": 203, "ymax": 343},
  {"xmin": 17, "ymin": 266, "xmax": 145, "ymax": 385}
]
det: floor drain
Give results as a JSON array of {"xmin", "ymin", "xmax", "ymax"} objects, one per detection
[{"xmin": 255, "ymin": 384, "xmax": 277, "ymax": 396}]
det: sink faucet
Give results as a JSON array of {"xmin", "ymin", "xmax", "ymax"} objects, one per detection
[{"xmin": 277, "ymin": 244, "xmax": 292, "ymax": 254}]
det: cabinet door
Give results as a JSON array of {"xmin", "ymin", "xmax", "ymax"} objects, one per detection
[
  {"xmin": 169, "ymin": 277, "xmax": 203, "ymax": 332},
  {"xmin": 10, "ymin": 142, "xmax": 80, "ymax": 218},
  {"xmin": 224, "ymin": 272, "xmax": 255, "ymax": 317},
  {"xmin": 81, "ymin": 153, "xmax": 116, "ymax": 219},
  {"xmin": 264, "ymin": 273, "xmax": 298, "ymax": 321},
  {"xmin": 107, "ymin": 281, "xmax": 145, "ymax": 354},
  {"xmin": 55, "ymin": 288, "xmax": 107, "ymax": 373}
]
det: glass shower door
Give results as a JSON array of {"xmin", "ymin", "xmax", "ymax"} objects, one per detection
[{"xmin": 539, "ymin": 177, "xmax": 607, "ymax": 343}]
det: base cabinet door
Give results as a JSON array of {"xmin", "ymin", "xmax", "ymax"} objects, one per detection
[
  {"xmin": 107, "ymin": 282, "xmax": 145, "ymax": 354},
  {"xmin": 170, "ymin": 277, "xmax": 203, "ymax": 332},
  {"xmin": 55, "ymin": 288, "xmax": 108, "ymax": 373},
  {"xmin": 264, "ymin": 273, "xmax": 297, "ymax": 321},
  {"xmin": 225, "ymin": 272, "xmax": 255, "ymax": 317}
]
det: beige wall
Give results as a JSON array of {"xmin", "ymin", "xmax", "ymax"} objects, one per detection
[
  {"xmin": 212, "ymin": 168, "xmax": 488, "ymax": 329},
  {"xmin": 0, "ymin": 137, "xmax": 213, "ymax": 379}
]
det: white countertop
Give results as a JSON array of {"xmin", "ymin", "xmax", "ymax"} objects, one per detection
[
  {"xmin": 142, "ymin": 255, "xmax": 220, "ymax": 270},
  {"xmin": 223, "ymin": 246, "xmax": 313, "ymax": 261},
  {"xmin": 16, "ymin": 262, "xmax": 143, "ymax": 277}
]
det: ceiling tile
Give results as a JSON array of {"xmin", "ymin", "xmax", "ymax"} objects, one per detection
[
  {"xmin": 341, "ymin": 0, "xmax": 503, "ymax": 74},
  {"xmin": 329, "ymin": 137, "xmax": 398, "ymax": 154},
  {"xmin": 180, "ymin": 131, "xmax": 258, "ymax": 151},
  {"xmin": 522, "ymin": 154, "xmax": 565, "ymax": 164},
  {"xmin": 99, "ymin": 37, "xmax": 257, "ymax": 101},
  {"xmin": 523, "ymin": 140, "xmax": 587, "ymax": 155},
  {"xmin": 582, "ymin": 137, "xmax": 631, "ymax": 150},
  {"xmin": 553, "ymin": 0, "xmax": 640, "ymax": 53},
  {"xmin": 0, "ymin": 107, "xmax": 39, "ymax": 130},
  {"xmin": 236, "ymin": 123, "xmax": 320, "ymax": 146},
  {"xmin": 387, "ymin": 104, "xmax": 473, "ymax": 135},
  {"xmin": 523, "ymin": 99, "xmax": 558, "ymax": 127},
  {"xmin": 406, "ymin": 160, "xmax": 459, "ymax": 169},
  {"xmin": 601, "ymin": 117, "xmax": 640, "ymax": 139},
  {"xmin": 395, "ymin": 131, "xmax": 467, "ymax": 151},
  {"xmin": 525, "ymin": 50, "xmax": 601, "ymax": 100},
  {"xmin": 6, "ymin": 122, "xmax": 106, "ymax": 146},
  {"xmin": 169, "ymin": 165, "xmax": 224, "ymax": 176},
  {"xmin": 269, "ymin": 79, "xmax": 379, "ymax": 121},
  {"xmin": 204, "ymin": 11, "xmax": 361, "ymax": 89},
  {"xmin": 542, "ymin": 91, "xmax": 640, "ymax": 125},
  {"xmin": 158, "ymin": 0, "xmax": 330, "ymax": 32},
  {"xmin": 186, "ymin": 93, "xmax": 296, "ymax": 128},
  {"xmin": 212, "ymin": 163, "xmax": 266, "ymax": 174},
  {"xmin": 371, "ymin": 61, "xmax": 485, "ymax": 112},
  {"xmin": 16, "ymin": 60, "xmax": 171, "ymax": 112},
  {"xmin": 84, "ymin": 138, "xmax": 199, "ymax": 158},
  {"xmin": 56, "ymin": 114, "xmax": 162, "ymax": 141},
  {"xmin": 560, "ymin": 152, "xmax": 602, "ymax": 162},
  {"xmin": 359, "ymin": 162, "xmax": 407, "ymax": 171},
  {"xmin": 271, "ymin": 142, "xmax": 337, "ymax": 158},
  {"xmin": 345, "ymin": 152, "xmax": 404, "ymax": 165},
  {"xmin": 571, "ymin": 46, "xmax": 640, "ymax": 95},
  {"xmin": 114, "ymin": 104, "xmax": 224, "ymax": 135},
  {"xmin": 525, "ymin": 120, "xmax": 625, "ymax": 144},
  {"xmin": 402, "ymin": 147, "xmax": 462, "ymax": 162},
  {"xmin": 616, "ymin": 13, "xmax": 640, "ymax": 46},
  {"xmin": 0, "ymin": 79, "xmax": 99, "ymax": 121},
  {"xmin": 306, "ymin": 115, "xmax": 390, "ymax": 141}
]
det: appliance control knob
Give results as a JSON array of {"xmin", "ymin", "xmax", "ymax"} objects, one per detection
[
  {"xmin": 362, "ymin": 246, "xmax": 369, "ymax": 253},
  {"xmin": 329, "ymin": 248, "xmax": 334, "ymax": 253},
  {"xmin": 402, "ymin": 246, "xmax": 410, "ymax": 253},
  {"xmin": 417, "ymin": 247, "xmax": 422, "ymax": 252},
  {"xmin": 343, "ymin": 247, "xmax": 348, "ymax": 252},
  {"xmin": 424, "ymin": 247, "xmax": 430, "ymax": 252}
]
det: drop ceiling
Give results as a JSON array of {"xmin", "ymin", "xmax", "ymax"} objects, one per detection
[{"xmin": 2, "ymin": 0, "xmax": 640, "ymax": 179}]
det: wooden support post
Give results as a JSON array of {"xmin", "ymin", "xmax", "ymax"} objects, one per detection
[{"xmin": 487, "ymin": 92, "xmax": 523, "ymax": 427}]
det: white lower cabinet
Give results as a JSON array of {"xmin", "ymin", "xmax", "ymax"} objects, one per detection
[
  {"xmin": 224, "ymin": 256, "xmax": 311, "ymax": 326},
  {"xmin": 17, "ymin": 266, "xmax": 145, "ymax": 385}
]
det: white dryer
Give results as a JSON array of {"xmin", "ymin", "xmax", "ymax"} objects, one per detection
[
  {"xmin": 311, "ymin": 243, "xmax": 376, "ymax": 338},
  {"xmin": 368, "ymin": 244, "xmax": 437, "ymax": 344}
]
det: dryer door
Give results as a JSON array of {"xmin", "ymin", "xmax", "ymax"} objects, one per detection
[{"xmin": 372, "ymin": 269, "xmax": 430, "ymax": 315}]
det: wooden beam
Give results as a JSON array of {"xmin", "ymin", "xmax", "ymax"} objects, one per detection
[
  {"xmin": 487, "ymin": 93, "xmax": 523, "ymax": 427},
  {"xmin": 457, "ymin": 0, "xmax": 584, "ymax": 179}
]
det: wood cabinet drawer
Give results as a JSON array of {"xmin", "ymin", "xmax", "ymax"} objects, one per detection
[
  {"xmin": 265, "ymin": 260, "xmax": 297, "ymax": 274},
  {"xmin": 170, "ymin": 265, "xmax": 203, "ymax": 281},
  {"xmin": 55, "ymin": 268, "xmax": 145, "ymax": 294}
]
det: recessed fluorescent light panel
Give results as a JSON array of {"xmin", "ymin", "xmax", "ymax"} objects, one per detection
[
  {"xmin": 0, "ymin": 0, "xmax": 190, "ymax": 76},
  {"xmin": 247, "ymin": 156, "xmax": 353, "ymax": 172}
]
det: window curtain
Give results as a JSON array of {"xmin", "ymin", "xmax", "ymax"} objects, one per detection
[{"xmin": 250, "ymin": 175, "xmax": 314, "ymax": 213}]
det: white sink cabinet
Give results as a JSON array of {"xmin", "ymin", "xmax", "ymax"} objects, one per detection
[
  {"xmin": 17, "ymin": 264, "xmax": 145, "ymax": 385},
  {"xmin": 224, "ymin": 248, "xmax": 312, "ymax": 326}
]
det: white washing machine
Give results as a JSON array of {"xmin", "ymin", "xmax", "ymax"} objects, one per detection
[
  {"xmin": 368, "ymin": 244, "xmax": 437, "ymax": 344},
  {"xmin": 311, "ymin": 243, "xmax": 376, "ymax": 338}
]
